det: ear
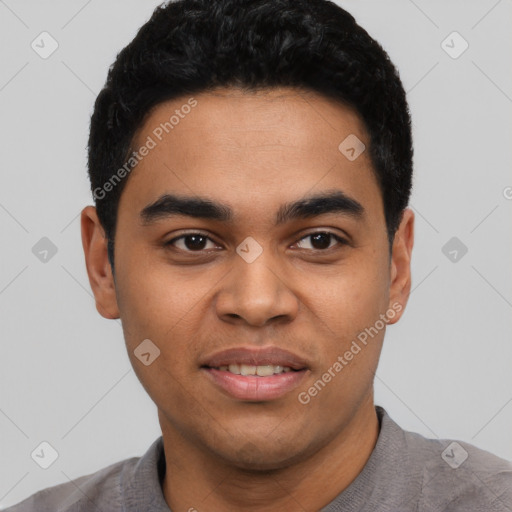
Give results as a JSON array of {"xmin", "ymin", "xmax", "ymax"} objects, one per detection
[
  {"xmin": 387, "ymin": 208, "xmax": 414, "ymax": 324},
  {"xmin": 81, "ymin": 206, "xmax": 120, "ymax": 319}
]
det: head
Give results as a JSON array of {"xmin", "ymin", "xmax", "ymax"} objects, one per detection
[{"xmin": 82, "ymin": 0, "xmax": 414, "ymax": 470}]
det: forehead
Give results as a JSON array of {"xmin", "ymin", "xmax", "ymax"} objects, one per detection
[
  {"xmin": 120, "ymin": 86, "xmax": 382, "ymax": 225},
  {"xmin": 134, "ymin": 86, "xmax": 368, "ymax": 151}
]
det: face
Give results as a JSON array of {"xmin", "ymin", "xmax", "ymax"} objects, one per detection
[{"xmin": 82, "ymin": 87, "xmax": 413, "ymax": 471}]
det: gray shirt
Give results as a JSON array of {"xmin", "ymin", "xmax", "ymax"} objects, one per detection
[{"xmin": 4, "ymin": 406, "xmax": 512, "ymax": 511}]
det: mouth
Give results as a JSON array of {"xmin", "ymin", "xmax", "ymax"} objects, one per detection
[
  {"xmin": 209, "ymin": 364, "xmax": 300, "ymax": 376},
  {"xmin": 200, "ymin": 347, "xmax": 309, "ymax": 401}
]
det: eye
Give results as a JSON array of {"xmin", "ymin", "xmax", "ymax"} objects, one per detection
[
  {"xmin": 164, "ymin": 231, "xmax": 348, "ymax": 254},
  {"xmin": 294, "ymin": 231, "xmax": 347, "ymax": 251},
  {"xmin": 165, "ymin": 233, "xmax": 219, "ymax": 252}
]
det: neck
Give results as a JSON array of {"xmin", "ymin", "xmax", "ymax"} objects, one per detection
[{"xmin": 160, "ymin": 397, "xmax": 380, "ymax": 512}]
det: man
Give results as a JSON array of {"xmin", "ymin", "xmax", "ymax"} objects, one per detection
[{"xmin": 6, "ymin": 0, "xmax": 511, "ymax": 510}]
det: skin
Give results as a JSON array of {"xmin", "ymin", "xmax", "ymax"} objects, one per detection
[{"xmin": 81, "ymin": 87, "xmax": 414, "ymax": 512}]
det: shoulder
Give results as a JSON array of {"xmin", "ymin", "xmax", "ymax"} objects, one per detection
[
  {"xmin": 2, "ymin": 455, "xmax": 139, "ymax": 512},
  {"xmin": 400, "ymin": 423, "xmax": 512, "ymax": 511}
]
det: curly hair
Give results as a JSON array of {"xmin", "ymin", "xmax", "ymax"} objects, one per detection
[{"xmin": 87, "ymin": 0, "xmax": 413, "ymax": 269}]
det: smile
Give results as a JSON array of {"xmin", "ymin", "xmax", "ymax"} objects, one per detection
[{"xmin": 211, "ymin": 364, "xmax": 297, "ymax": 376}]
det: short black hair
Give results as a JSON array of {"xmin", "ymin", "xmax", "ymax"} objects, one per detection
[{"xmin": 87, "ymin": 0, "xmax": 413, "ymax": 271}]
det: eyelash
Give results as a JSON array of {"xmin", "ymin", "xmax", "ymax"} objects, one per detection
[{"xmin": 164, "ymin": 231, "xmax": 348, "ymax": 253}]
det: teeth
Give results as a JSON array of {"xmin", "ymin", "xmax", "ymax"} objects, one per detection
[
  {"xmin": 240, "ymin": 364, "xmax": 256, "ymax": 376},
  {"xmin": 228, "ymin": 364, "xmax": 240, "ymax": 374},
  {"xmin": 217, "ymin": 364, "xmax": 293, "ymax": 376},
  {"xmin": 256, "ymin": 365, "xmax": 274, "ymax": 377}
]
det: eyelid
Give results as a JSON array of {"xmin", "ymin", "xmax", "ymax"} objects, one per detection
[
  {"xmin": 165, "ymin": 229, "xmax": 348, "ymax": 252},
  {"xmin": 292, "ymin": 230, "xmax": 349, "ymax": 250},
  {"xmin": 165, "ymin": 231, "xmax": 222, "ymax": 250}
]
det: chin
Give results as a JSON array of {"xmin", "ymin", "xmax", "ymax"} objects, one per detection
[{"xmin": 213, "ymin": 438, "xmax": 309, "ymax": 472}]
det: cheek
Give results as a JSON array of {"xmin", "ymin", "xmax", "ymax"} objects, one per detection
[
  {"xmin": 306, "ymin": 271, "xmax": 388, "ymax": 398},
  {"xmin": 115, "ymin": 266, "xmax": 203, "ymax": 412},
  {"xmin": 117, "ymin": 255, "xmax": 194, "ymax": 325},
  {"xmin": 308, "ymin": 256, "xmax": 389, "ymax": 336},
  {"xmin": 114, "ymin": 259, "xmax": 200, "ymax": 367}
]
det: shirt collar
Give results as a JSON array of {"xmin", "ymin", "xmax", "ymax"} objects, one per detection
[
  {"xmin": 121, "ymin": 435, "xmax": 170, "ymax": 511},
  {"xmin": 320, "ymin": 405, "xmax": 410, "ymax": 511}
]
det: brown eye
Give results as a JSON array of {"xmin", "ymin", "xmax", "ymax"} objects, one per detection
[
  {"xmin": 295, "ymin": 232, "xmax": 346, "ymax": 251},
  {"xmin": 166, "ymin": 233, "xmax": 217, "ymax": 252}
]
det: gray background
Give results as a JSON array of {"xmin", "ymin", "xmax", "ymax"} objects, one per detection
[{"xmin": 1, "ymin": 0, "xmax": 511, "ymax": 508}]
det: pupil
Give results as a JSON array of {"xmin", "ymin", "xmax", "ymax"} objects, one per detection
[
  {"xmin": 185, "ymin": 235, "xmax": 206, "ymax": 250},
  {"xmin": 183, "ymin": 234, "xmax": 333, "ymax": 251},
  {"xmin": 311, "ymin": 233, "xmax": 331, "ymax": 250}
]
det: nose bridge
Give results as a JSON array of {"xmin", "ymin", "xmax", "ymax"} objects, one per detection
[{"xmin": 215, "ymin": 240, "xmax": 298, "ymax": 326}]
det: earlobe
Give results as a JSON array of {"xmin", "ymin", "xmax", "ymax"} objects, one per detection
[
  {"xmin": 387, "ymin": 208, "xmax": 414, "ymax": 325},
  {"xmin": 80, "ymin": 206, "xmax": 120, "ymax": 319}
]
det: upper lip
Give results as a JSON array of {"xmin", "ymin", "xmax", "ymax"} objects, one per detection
[{"xmin": 200, "ymin": 346, "xmax": 309, "ymax": 370}]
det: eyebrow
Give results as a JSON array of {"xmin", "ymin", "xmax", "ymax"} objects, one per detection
[{"xmin": 140, "ymin": 190, "xmax": 365, "ymax": 226}]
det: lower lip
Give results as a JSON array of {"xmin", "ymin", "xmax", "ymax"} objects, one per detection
[{"xmin": 202, "ymin": 368, "xmax": 308, "ymax": 401}]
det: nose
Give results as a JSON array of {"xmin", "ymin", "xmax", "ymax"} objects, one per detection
[{"xmin": 214, "ymin": 245, "xmax": 299, "ymax": 328}]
